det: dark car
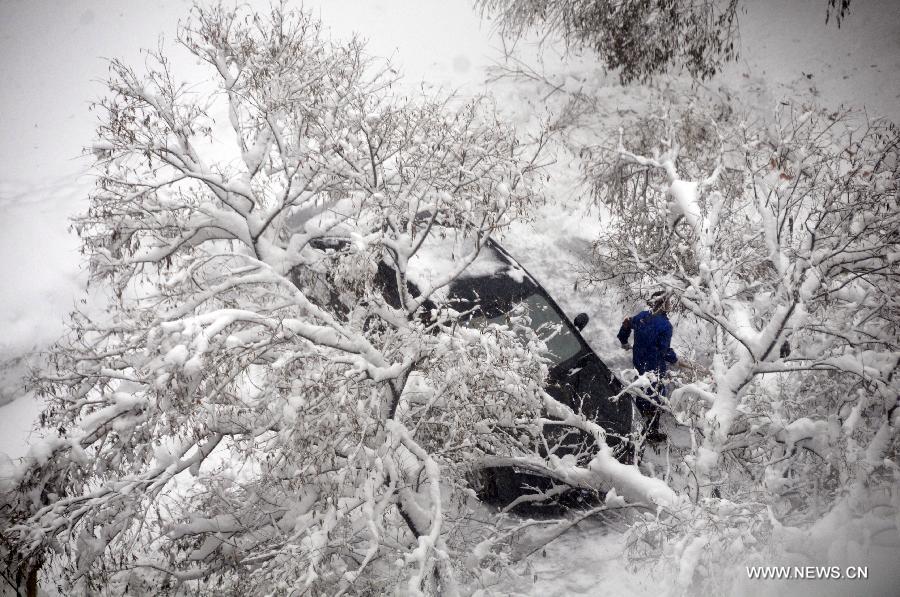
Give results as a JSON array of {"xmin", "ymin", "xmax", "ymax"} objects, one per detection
[
  {"xmin": 446, "ymin": 240, "xmax": 631, "ymax": 437},
  {"xmin": 438, "ymin": 239, "xmax": 633, "ymax": 505},
  {"xmin": 294, "ymin": 232, "xmax": 634, "ymax": 506}
]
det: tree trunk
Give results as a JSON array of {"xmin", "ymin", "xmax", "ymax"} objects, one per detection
[{"xmin": 25, "ymin": 566, "xmax": 38, "ymax": 597}]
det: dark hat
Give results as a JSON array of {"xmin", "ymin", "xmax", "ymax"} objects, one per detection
[{"xmin": 648, "ymin": 289, "xmax": 671, "ymax": 312}]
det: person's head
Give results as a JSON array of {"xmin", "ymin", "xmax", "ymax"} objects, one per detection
[{"xmin": 648, "ymin": 289, "xmax": 671, "ymax": 314}]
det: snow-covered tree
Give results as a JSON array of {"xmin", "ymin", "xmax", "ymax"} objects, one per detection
[
  {"xmin": 1, "ymin": 4, "xmax": 548, "ymax": 593},
  {"xmin": 1, "ymin": 4, "xmax": 678, "ymax": 595},
  {"xmin": 478, "ymin": 0, "xmax": 740, "ymax": 82},
  {"xmin": 477, "ymin": 0, "xmax": 853, "ymax": 83},
  {"xmin": 585, "ymin": 104, "xmax": 899, "ymax": 590}
]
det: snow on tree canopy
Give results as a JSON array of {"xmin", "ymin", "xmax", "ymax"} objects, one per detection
[{"xmin": 0, "ymin": 4, "xmax": 678, "ymax": 595}]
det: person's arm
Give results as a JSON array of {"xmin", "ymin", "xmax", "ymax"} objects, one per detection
[
  {"xmin": 659, "ymin": 322, "xmax": 677, "ymax": 364},
  {"xmin": 665, "ymin": 346, "xmax": 678, "ymax": 364},
  {"xmin": 617, "ymin": 316, "xmax": 632, "ymax": 348}
]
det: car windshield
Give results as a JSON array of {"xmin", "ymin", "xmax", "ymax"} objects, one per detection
[{"xmin": 462, "ymin": 291, "xmax": 583, "ymax": 366}]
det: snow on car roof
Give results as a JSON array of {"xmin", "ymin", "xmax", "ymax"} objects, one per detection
[{"xmin": 405, "ymin": 226, "xmax": 533, "ymax": 304}]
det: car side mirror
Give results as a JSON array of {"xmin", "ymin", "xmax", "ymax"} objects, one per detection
[{"xmin": 573, "ymin": 313, "xmax": 589, "ymax": 331}]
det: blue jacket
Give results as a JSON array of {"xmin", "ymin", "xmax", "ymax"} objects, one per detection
[{"xmin": 617, "ymin": 310, "xmax": 677, "ymax": 375}]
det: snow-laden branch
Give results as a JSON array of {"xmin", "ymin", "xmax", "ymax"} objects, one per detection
[
  {"xmin": 586, "ymin": 102, "xmax": 899, "ymax": 593},
  {"xmin": 2, "ymin": 5, "xmax": 556, "ymax": 594}
]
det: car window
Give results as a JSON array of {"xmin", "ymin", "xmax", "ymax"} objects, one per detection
[
  {"xmin": 518, "ymin": 293, "xmax": 583, "ymax": 365},
  {"xmin": 461, "ymin": 291, "xmax": 583, "ymax": 366}
]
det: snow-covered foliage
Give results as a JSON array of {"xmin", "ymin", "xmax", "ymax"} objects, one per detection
[
  {"xmin": 477, "ymin": 1, "xmax": 859, "ymax": 86},
  {"xmin": 476, "ymin": 0, "xmax": 741, "ymax": 82},
  {"xmin": 3, "ymin": 4, "xmax": 547, "ymax": 593},
  {"xmin": 0, "ymin": 5, "xmax": 682, "ymax": 595},
  {"xmin": 585, "ymin": 101, "xmax": 899, "ymax": 592}
]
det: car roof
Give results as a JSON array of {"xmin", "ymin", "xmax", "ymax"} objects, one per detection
[{"xmin": 403, "ymin": 228, "xmax": 535, "ymax": 296}]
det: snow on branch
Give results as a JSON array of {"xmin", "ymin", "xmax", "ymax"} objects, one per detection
[
  {"xmin": 585, "ymin": 100, "xmax": 899, "ymax": 592},
  {"xmin": 0, "ymin": 4, "xmax": 564, "ymax": 594}
]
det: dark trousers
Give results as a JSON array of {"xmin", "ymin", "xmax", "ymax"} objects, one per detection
[{"xmin": 635, "ymin": 377, "xmax": 666, "ymax": 433}]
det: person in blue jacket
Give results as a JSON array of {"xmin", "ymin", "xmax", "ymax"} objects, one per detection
[{"xmin": 617, "ymin": 289, "xmax": 677, "ymax": 440}]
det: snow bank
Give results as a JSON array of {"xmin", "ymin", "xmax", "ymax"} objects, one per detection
[{"xmin": 0, "ymin": 175, "xmax": 90, "ymax": 359}]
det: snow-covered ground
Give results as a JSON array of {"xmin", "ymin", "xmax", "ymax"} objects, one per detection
[
  {"xmin": 0, "ymin": 175, "xmax": 91, "ymax": 456},
  {"xmin": 1, "ymin": 0, "xmax": 898, "ymax": 594},
  {"xmin": 500, "ymin": 517, "xmax": 671, "ymax": 596}
]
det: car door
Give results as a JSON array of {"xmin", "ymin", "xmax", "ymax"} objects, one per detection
[{"xmin": 554, "ymin": 353, "xmax": 631, "ymax": 438}]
